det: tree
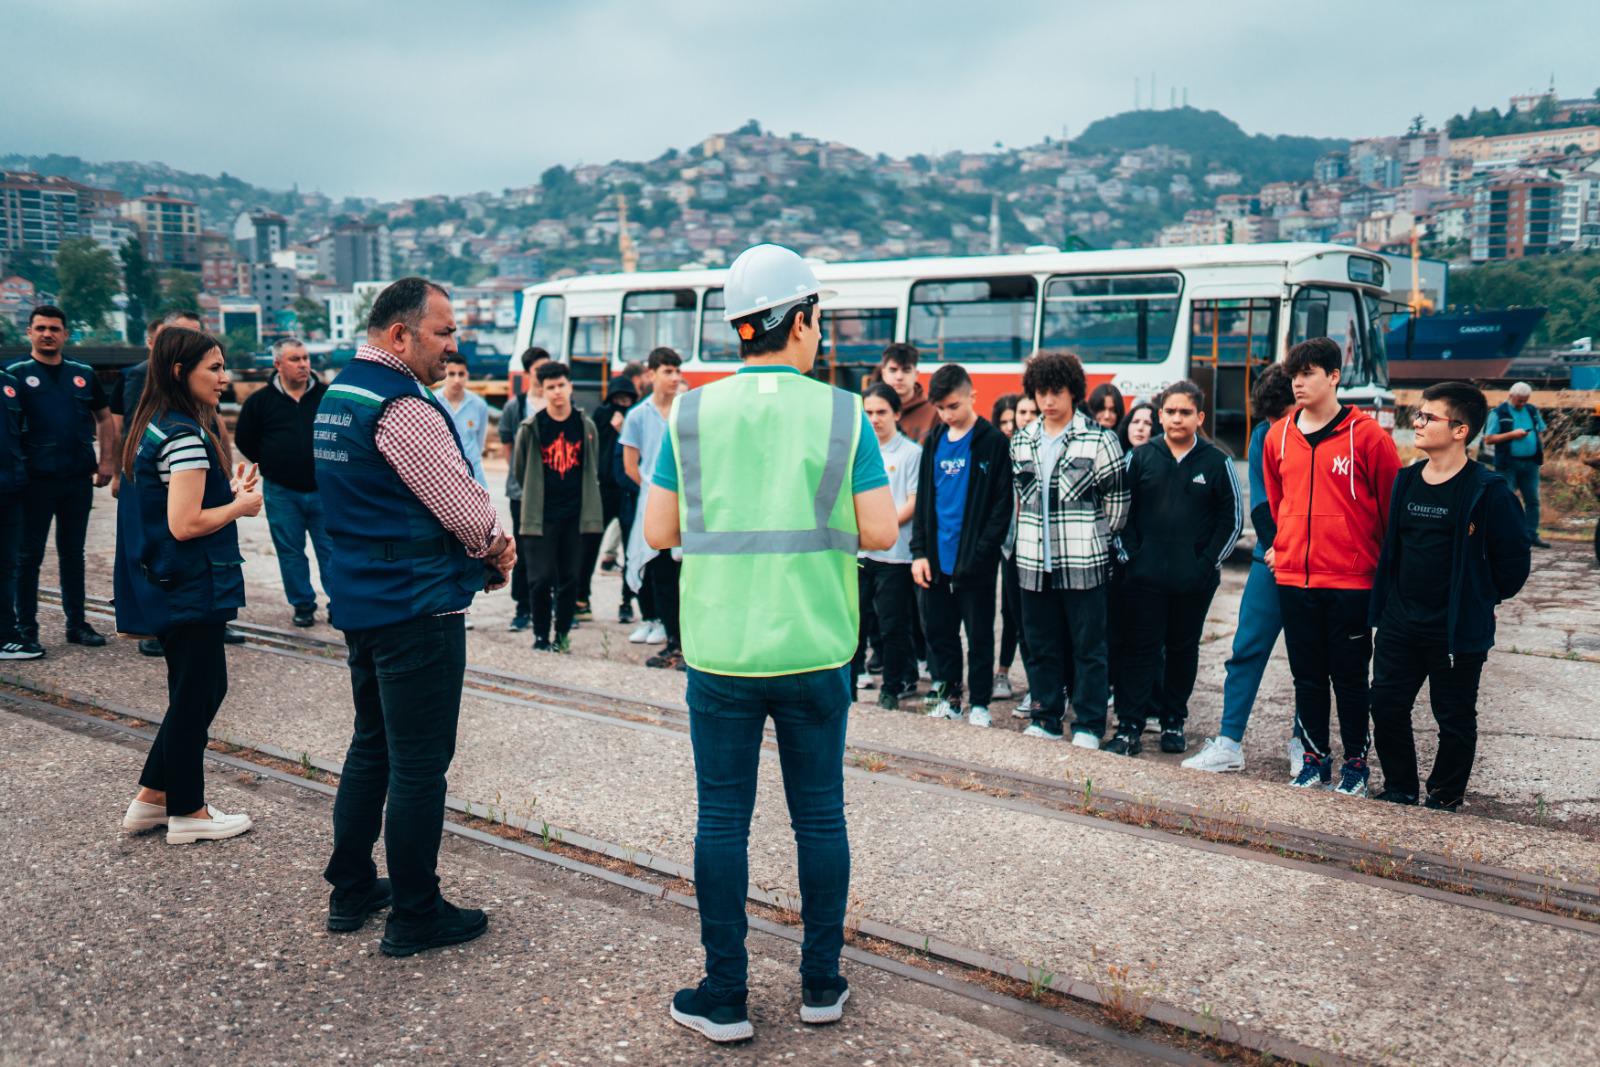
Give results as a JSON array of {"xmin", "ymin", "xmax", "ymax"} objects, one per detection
[
  {"xmin": 1408, "ymin": 113, "xmax": 1425, "ymax": 135},
  {"xmin": 157, "ymin": 269, "xmax": 202, "ymax": 318},
  {"xmin": 0, "ymin": 315, "xmax": 22, "ymax": 346},
  {"xmin": 735, "ymin": 119, "xmax": 762, "ymax": 136},
  {"xmin": 119, "ymin": 237, "xmax": 158, "ymax": 341},
  {"xmin": 223, "ymin": 326, "xmax": 260, "ymax": 368},
  {"xmin": 54, "ymin": 237, "xmax": 120, "ymax": 332},
  {"xmin": 292, "ymin": 295, "xmax": 329, "ymax": 339}
]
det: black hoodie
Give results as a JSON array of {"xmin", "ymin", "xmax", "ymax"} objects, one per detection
[
  {"xmin": 1119, "ymin": 434, "xmax": 1243, "ymax": 593},
  {"xmin": 594, "ymin": 376, "xmax": 638, "ymax": 496},
  {"xmin": 909, "ymin": 416, "xmax": 1012, "ymax": 579}
]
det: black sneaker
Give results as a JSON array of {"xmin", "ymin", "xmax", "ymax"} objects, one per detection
[
  {"xmin": 801, "ymin": 975, "xmax": 850, "ymax": 1024},
  {"xmin": 1373, "ymin": 786, "xmax": 1419, "ymax": 806},
  {"xmin": 646, "ymin": 644, "xmax": 683, "ymax": 670},
  {"xmin": 1160, "ymin": 727, "xmax": 1188, "ymax": 754},
  {"xmin": 327, "ymin": 877, "xmax": 392, "ymax": 932},
  {"xmin": 1423, "ymin": 793, "xmax": 1462, "ymax": 812},
  {"xmin": 533, "ymin": 636, "xmax": 553, "ymax": 652},
  {"xmin": 138, "ymin": 638, "xmax": 163, "ymax": 657},
  {"xmin": 379, "ymin": 901, "xmax": 488, "ymax": 957},
  {"xmin": 1103, "ymin": 728, "xmax": 1143, "ymax": 756},
  {"xmin": 670, "ymin": 981, "xmax": 753, "ymax": 1043},
  {"xmin": 875, "ymin": 690, "xmax": 902, "ymax": 711},
  {"xmin": 65, "ymin": 623, "xmax": 107, "ymax": 647},
  {"xmin": 292, "ymin": 607, "xmax": 316, "ymax": 628},
  {"xmin": 507, "ymin": 614, "xmax": 530, "ymax": 632},
  {"xmin": 0, "ymin": 640, "xmax": 44, "ymax": 660},
  {"xmin": 222, "ymin": 626, "xmax": 246, "ymax": 645},
  {"xmin": 618, "ymin": 603, "xmax": 634, "ymax": 624},
  {"xmin": 574, "ymin": 601, "xmax": 594, "ymax": 621}
]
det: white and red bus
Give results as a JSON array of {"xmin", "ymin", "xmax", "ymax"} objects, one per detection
[{"xmin": 509, "ymin": 242, "xmax": 1395, "ymax": 455}]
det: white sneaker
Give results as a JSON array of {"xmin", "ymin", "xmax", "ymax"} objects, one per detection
[
  {"xmin": 646, "ymin": 621, "xmax": 668, "ymax": 645},
  {"xmin": 855, "ymin": 673, "xmax": 876, "ymax": 691},
  {"xmin": 925, "ymin": 699, "xmax": 962, "ymax": 721},
  {"xmin": 967, "ymin": 705, "xmax": 992, "ymax": 728},
  {"xmin": 1012, "ymin": 693, "xmax": 1034, "ymax": 719},
  {"xmin": 992, "ymin": 673, "xmax": 1013, "ymax": 700},
  {"xmin": 1182, "ymin": 737, "xmax": 1245, "ymax": 773},
  {"xmin": 1287, "ymin": 734, "xmax": 1306, "ymax": 777},
  {"xmin": 166, "ymin": 806, "xmax": 253, "ymax": 845},
  {"xmin": 1023, "ymin": 723, "xmax": 1063, "ymax": 741},
  {"xmin": 629, "ymin": 622, "xmax": 655, "ymax": 644},
  {"xmin": 1070, "ymin": 731, "xmax": 1100, "ymax": 750},
  {"xmin": 0, "ymin": 641, "xmax": 45, "ymax": 660},
  {"xmin": 122, "ymin": 798, "xmax": 168, "ymax": 833}
]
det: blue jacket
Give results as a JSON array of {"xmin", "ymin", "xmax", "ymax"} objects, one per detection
[
  {"xmin": 114, "ymin": 413, "xmax": 245, "ymax": 635},
  {"xmin": 0, "ymin": 369, "xmax": 27, "ymax": 497},
  {"xmin": 1246, "ymin": 419, "xmax": 1274, "ymax": 564},
  {"xmin": 315, "ymin": 358, "xmax": 483, "ymax": 632},
  {"xmin": 5, "ymin": 356, "xmax": 99, "ymax": 478},
  {"xmin": 1369, "ymin": 460, "xmax": 1530, "ymax": 656}
]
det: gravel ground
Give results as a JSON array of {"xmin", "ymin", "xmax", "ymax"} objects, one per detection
[{"xmin": 1, "ymin": 704, "xmax": 1147, "ymax": 1067}]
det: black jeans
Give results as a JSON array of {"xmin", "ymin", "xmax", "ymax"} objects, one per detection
[
  {"xmin": 854, "ymin": 559, "xmax": 916, "ymax": 697},
  {"xmin": 647, "ymin": 553, "xmax": 681, "ymax": 645},
  {"xmin": 998, "ymin": 557, "xmax": 1028, "ymax": 671},
  {"xmin": 921, "ymin": 559, "xmax": 999, "ymax": 707},
  {"xmin": 0, "ymin": 491, "xmax": 24, "ymax": 642},
  {"xmin": 618, "ymin": 485, "xmax": 641, "ymax": 613},
  {"xmin": 1019, "ymin": 584, "xmax": 1109, "ymax": 736},
  {"xmin": 1114, "ymin": 583, "xmax": 1217, "ymax": 733},
  {"xmin": 325, "ymin": 613, "xmax": 467, "ymax": 924},
  {"xmin": 139, "ymin": 622, "xmax": 228, "ymax": 815},
  {"xmin": 521, "ymin": 521, "xmax": 583, "ymax": 641},
  {"xmin": 1277, "ymin": 585, "xmax": 1373, "ymax": 761},
  {"xmin": 17, "ymin": 476, "xmax": 92, "ymax": 636},
  {"xmin": 577, "ymin": 532, "xmax": 602, "ymax": 606},
  {"xmin": 1370, "ymin": 627, "xmax": 1486, "ymax": 805},
  {"xmin": 507, "ymin": 498, "xmax": 531, "ymax": 617}
]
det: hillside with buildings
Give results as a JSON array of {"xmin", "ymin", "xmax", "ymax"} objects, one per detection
[{"xmin": 3, "ymin": 86, "xmax": 1600, "ymax": 353}]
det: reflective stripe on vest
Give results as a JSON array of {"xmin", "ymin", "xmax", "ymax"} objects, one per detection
[{"xmin": 676, "ymin": 384, "xmax": 859, "ymax": 556}]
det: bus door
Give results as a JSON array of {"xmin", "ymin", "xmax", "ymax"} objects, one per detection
[
  {"xmin": 1187, "ymin": 297, "xmax": 1278, "ymax": 457},
  {"xmin": 1287, "ymin": 285, "xmax": 1393, "ymax": 426},
  {"xmin": 816, "ymin": 308, "xmax": 897, "ymax": 391},
  {"xmin": 566, "ymin": 314, "xmax": 613, "ymax": 413}
]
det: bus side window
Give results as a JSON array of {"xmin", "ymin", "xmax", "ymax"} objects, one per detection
[
  {"xmin": 1040, "ymin": 273, "xmax": 1182, "ymax": 363},
  {"xmin": 620, "ymin": 290, "xmax": 695, "ymax": 364},
  {"xmin": 908, "ymin": 276, "xmax": 1037, "ymax": 363},
  {"xmin": 699, "ymin": 290, "xmax": 742, "ymax": 361}
]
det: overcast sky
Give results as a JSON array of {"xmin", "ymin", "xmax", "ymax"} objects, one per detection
[{"xmin": 7, "ymin": 0, "xmax": 1597, "ymax": 201}]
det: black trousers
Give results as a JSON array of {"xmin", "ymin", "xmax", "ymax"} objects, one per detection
[
  {"xmin": 17, "ymin": 476, "xmax": 92, "ymax": 635},
  {"xmin": 1278, "ymin": 585, "xmax": 1373, "ymax": 761},
  {"xmin": 521, "ymin": 521, "xmax": 584, "ymax": 641},
  {"xmin": 1370, "ymin": 627, "xmax": 1486, "ymax": 805},
  {"xmin": 507, "ymin": 498, "xmax": 531, "ymax": 618},
  {"xmin": 1114, "ymin": 583, "xmax": 1217, "ymax": 733},
  {"xmin": 998, "ymin": 557, "xmax": 1029, "ymax": 671},
  {"xmin": 920, "ymin": 559, "xmax": 999, "ymax": 707},
  {"xmin": 1019, "ymin": 585, "xmax": 1108, "ymax": 736},
  {"xmin": 647, "ymin": 553, "xmax": 681, "ymax": 644},
  {"xmin": 139, "ymin": 621, "xmax": 228, "ymax": 815},
  {"xmin": 617, "ymin": 487, "xmax": 642, "ymax": 613},
  {"xmin": 325, "ymin": 613, "xmax": 467, "ymax": 924},
  {"xmin": 0, "ymin": 490, "xmax": 24, "ymax": 641},
  {"xmin": 577, "ymin": 532, "xmax": 602, "ymax": 606},
  {"xmin": 853, "ymin": 560, "xmax": 916, "ymax": 696}
]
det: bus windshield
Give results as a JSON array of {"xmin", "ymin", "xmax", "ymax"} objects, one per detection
[{"xmin": 1288, "ymin": 286, "xmax": 1388, "ymax": 390}]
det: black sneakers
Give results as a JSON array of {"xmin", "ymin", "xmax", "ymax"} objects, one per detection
[
  {"xmin": 670, "ymin": 982, "xmax": 753, "ymax": 1043},
  {"xmin": 0, "ymin": 639, "xmax": 44, "ymax": 660},
  {"xmin": 292, "ymin": 607, "xmax": 316, "ymax": 628},
  {"xmin": 1424, "ymin": 793, "xmax": 1462, "ymax": 812},
  {"xmin": 379, "ymin": 900, "xmax": 488, "ymax": 958},
  {"xmin": 1373, "ymin": 786, "xmax": 1419, "ymax": 806},
  {"xmin": 222, "ymin": 626, "xmax": 246, "ymax": 645},
  {"xmin": 1159, "ymin": 727, "xmax": 1188, "ymax": 754},
  {"xmin": 327, "ymin": 877, "xmax": 393, "ymax": 932},
  {"xmin": 801, "ymin": 976, "xmax": 850, "ymax": 1024},
  {"xmin": 65, "ymin": 623, "xmax": 106, "ymax": 647},
  {"xmin": 138, "ymin": 638, "xmax": 164, "ymax": 657},
  {"xmin": 1104, "ymin": 727, "xmax": 1143, "ymax": 756}
]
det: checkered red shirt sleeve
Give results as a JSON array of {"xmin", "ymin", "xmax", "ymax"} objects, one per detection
[{"xmin": 361, "ymin": 349, "xmax": 501, "ymax": 558}]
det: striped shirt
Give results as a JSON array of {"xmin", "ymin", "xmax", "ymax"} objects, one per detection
[
  {"xmin": 154, "ymin": 429, "xmax": 211, "ymax": 484},
  {"xmin": 355, "ymin": 345, "xmax": 502, "ymax": 559}
]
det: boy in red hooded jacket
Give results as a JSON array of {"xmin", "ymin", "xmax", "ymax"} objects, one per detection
[{"xmin": 1263, "ymin": 337, "xmax": 1401, "ymax": 797}]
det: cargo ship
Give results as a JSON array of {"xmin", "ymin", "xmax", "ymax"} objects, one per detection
[{"xmin": 1382, "ymin": 307, "xmax": 1546, "ymax": 382}]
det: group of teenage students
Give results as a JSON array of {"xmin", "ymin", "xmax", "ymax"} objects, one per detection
[{"xmin": 848, "ymin": 336, "xmax": 1531, "ymax": 811}]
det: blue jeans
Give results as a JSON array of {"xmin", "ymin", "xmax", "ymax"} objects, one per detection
[
  {"xmin": 1219, "ymin": 559, "xmax": 1284, "ymax": 743},
  {"xmin": 1499, "ymin": 458, "xmax": 1541, "ymax": 542},
  {"xmin": 263, "ymin": 480, "xmax": 333, "ymax": 611},
  {"xmin": 685, "ymin": 665, "xmax": 851, "ymax": 998}
]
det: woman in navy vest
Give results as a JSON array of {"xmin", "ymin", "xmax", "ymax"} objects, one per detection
[{"xmin": 114, "ymin": 327, "xmax": 263, "ymax": 844}]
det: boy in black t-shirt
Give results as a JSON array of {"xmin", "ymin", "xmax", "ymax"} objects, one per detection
[
  {"xmin": 511, "ymin": 362, "xmax": 602, "ymax": 652},
  {"xmin": 1369, "ymin": 382, "xmax": 1530, "ymax": 811}
]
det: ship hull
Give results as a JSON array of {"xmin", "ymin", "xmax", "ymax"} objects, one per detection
[{"xmin": 1384, "ymin": 308, "xmax": 1546, "ymax": 382}]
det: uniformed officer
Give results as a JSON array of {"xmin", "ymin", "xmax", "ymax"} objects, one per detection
[
  {"xmin": 7, "ymin": 305, "xmax": 116, "ymax": 655},
  {"xmin": 318, "ymin": 277, "xmax": 516, "ymax": 958},
  {"xmin": 115, "ymin": 326, "xmax": 260, "ymax": 844},
  {"xmin": 644, "ymin": 244, "xmax": 898, "ymax": 1042},
  {"xmin": 0, "ymin": 361, "xmax": 37, "ymax": 659}
]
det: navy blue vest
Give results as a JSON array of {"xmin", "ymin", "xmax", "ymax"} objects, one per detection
[
  {"xmin": 315, "ymin": 357, "xmax": 483, "ymax": 631},
  {"xmin": 0, "ymin": 369, "xmax": 28, "ymax": 496},
  {"xmin": 113, "ymin": 412, "xmax": 245, "ymax": 636},
  {"xmin": 5, "ymin": 357, "xmax": 98, "ymax": 478}
]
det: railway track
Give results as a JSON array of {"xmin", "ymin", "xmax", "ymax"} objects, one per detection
[{"xmin": 36, "ymin": 586, "xmax": 1600, "ymax": 936}]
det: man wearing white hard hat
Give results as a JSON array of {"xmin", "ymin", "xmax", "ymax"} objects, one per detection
[{"xmin": 644, "ymin": 243, "xmax": 899, "ymax": 1042}]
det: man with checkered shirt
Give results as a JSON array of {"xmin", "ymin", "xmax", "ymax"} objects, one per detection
[{"xmin": 1010, "ymin": 350, "xmax": 1129, "ymax": 746}]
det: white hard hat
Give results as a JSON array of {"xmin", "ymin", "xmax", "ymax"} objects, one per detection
[{"xmin": 722, "ymin": 243, "xmax": 836, "ymax": 333}]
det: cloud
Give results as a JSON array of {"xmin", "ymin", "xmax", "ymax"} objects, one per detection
[{"xmin": 6, "ymin": 0, "xmax": 1598, "ymax": 199}]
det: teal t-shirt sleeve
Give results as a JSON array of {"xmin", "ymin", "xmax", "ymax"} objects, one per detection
[
  {"xmin": 654, "ymin": 410, "xmax": 885, "ymax": 494},
  {"xmin": 653, "ymin": 431, "xmax": 678, "ymax": 492},
  {"xmin": 852, "ymin": 411, "xmax": 888, "ymax": 492}
]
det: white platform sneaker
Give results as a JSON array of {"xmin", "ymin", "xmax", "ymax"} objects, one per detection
[
  {"xmin": 1182, "ymin": 737, "xmax": 1245, "ymax": 773},
  {"xmin": 122, "ymin": 799, "xmax": 168, "ymax": 834},
  {"xmin": 166, "ymin": 806, "xmax": 253, "ymax": 845},
  {"xmin": 967, "ymin": 705, "xmax": 992, "ymax": 728}
]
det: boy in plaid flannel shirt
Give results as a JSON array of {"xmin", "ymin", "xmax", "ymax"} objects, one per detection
[{"xmin": 1010, "ymin": 351, "xmax": 1129, "ymax": 745}]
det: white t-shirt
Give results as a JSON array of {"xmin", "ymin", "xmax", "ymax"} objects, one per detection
[{"xmin": 863, "ymin": 432, "xmax": 921, "ymax": 565}]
